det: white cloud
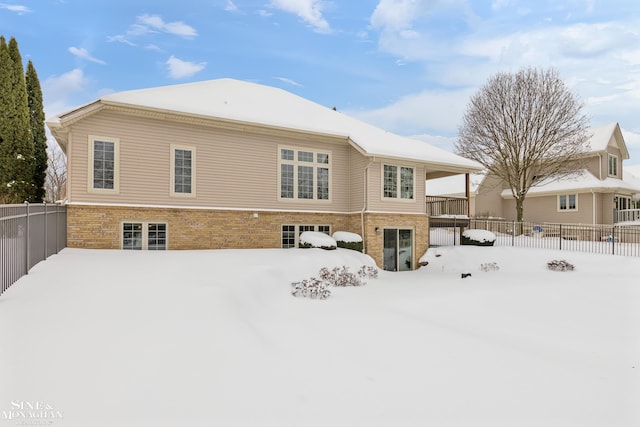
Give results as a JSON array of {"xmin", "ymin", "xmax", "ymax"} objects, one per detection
[
  {"xmin": 42, "ymin": 68, "xmax": 89, "ymax": 118},
  {"xmin": 145, "ymin": 44, "xmax": 162, "ymax": 52},
  {"xmin": 0, "ymin": 3, "xmax": 31, "ymax": 14},
  {"xmin": 166, "ymin": 55, "xmax": 206, "ymax": 79},
  {"xmin": 137, "ymin": 14, "xmax": 197, "ymax": 38},
  {"xmin": 370, "ymin": 0, "xmax": 421, "ymax": 31},
  {"xmin": 225, "ymin": 0, "xmax": 238, "ymax": 12},
  {"xmin": 274, "ymin": 77, "xmax": 302, "ymax": 86},
  {"xmin": 106, "ymin": 35, "xmax": 136, "ymax": 46},
  {"xmin": 268, "ymin": 0, "xmax": 331, "ymax": 33},
  {"xmin": 68, "ymin": 47, "xmax": 106, "ymax": 64},
  {"xmin": 346, "ymin": 87, "xmax": 476, "ymax": 137}
]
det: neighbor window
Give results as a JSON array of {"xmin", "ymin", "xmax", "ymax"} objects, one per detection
[
  {"xmin": 558, "ymin": 194, "xmax": 577, "ymax": 211},
  {"xmin": 383, "ymin": 164, "xmax": 414, "ymax": 200},
  {"xmin": 281, "ymin": 224, "xmax": 331, "ymax": 248},
  {"xmin": 608, "ymin": 154, "xmax": 619, "ymax": 177},
  {"xmin": 279, "ymin": 147, "xmax": 331, "ymax": 201},
  {"xmin": 123, "ymin": 222, "xmax": 167, "ymax": 250},
  {"xmin": 89, "ymin": 136, "xmax": 119, "ymax": 193},
  {"xmin": 171, "ymin": 145, "xmax": 196, "ymax": 196}
]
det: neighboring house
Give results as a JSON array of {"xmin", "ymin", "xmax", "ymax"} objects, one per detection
[
  {"xmin": 429, "ymin": 123, "xmax": 640, "ymax": 225},
  {"xmin": 47, "ymin": 78, "xmax": 481, "ymax": 271}
]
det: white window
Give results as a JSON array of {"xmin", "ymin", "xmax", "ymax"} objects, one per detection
[
  {"xmin": 170, "ymin": 145, "xmax": 196, "ymax": 197},
  {"xmin": 122, "ymin": 222, "xmax": 167, "ymax": 250},
  {"xmin": 281, "ymin": 224, "xmax": 331, "ymax": 248},
  {"xmin": 608, "ymin": 154, "xmax": 619, "ymax": 177},
  {"xmin": 558, "ymin": 194, "xmax": 577, "ymax": 211},
  {"xmin": 88, "ymin": 136, "xmax": 119, "ymax": 193},
  {"xmin": 383, "ymin": 164, "xmax": 414, "ymax": 200},
  {"xmin": 279, "ymin": 147, "xmax": 330, "ymax": 201}
]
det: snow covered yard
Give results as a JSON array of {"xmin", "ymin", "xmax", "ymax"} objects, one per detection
[{"xmin": 1, "ymin": 247, "xmax": 639, "ymax": 427}]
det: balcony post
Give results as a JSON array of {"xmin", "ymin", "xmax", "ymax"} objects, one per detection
[{"xmin": 465, "ymin": 173, "xmax": 471, "ymax": 217}]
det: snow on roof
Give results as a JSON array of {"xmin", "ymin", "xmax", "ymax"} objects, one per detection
[
  {"xmin": 587, "ymin": 122, "xmax": 630, "ymax": 159},
  {"xmin": 500, "ymin": 169, "xmax": 640, "ymax": 198},
  {"xmin": 89, "ymin": 79, "xmax": 481, "ymax": 170},
  {"xmin": 588, "ymin": 123, "xmax": 618, "ymax": 152},
  {"xmin": 426, "ymin": 171, "xmax": 486, "ymax": 196}
]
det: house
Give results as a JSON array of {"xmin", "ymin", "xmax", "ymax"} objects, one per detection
[
  {"xmin": 47, "ymin": 78, "xmax": 481, "ymax": 271},
  {"xmin": 427, "ymin": 123, "xmax": 640, "ymax": 225}
]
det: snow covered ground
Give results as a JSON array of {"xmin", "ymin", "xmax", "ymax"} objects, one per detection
[{"xmin": 1, "ymin": 247, "xmax": 639, "ymax": 427}]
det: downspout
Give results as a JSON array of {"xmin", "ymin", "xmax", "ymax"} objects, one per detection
[
  {"xmin": 597, "ymin": 153, "xmax": 602, "ymax": 180},
  {"xmin": 591, "ymin": 189, "xmax": 596, "ymax": 225},
  {"xmin": 362, "ymin": 157, "xmax": 376, "ymax": 254}
]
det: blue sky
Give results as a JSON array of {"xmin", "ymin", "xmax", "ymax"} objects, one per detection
[{"xmin": 2, "ymin": 0, "xmax": 640, "ymax": 164}]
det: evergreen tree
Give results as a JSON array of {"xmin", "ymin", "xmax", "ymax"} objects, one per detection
[
  {"xmin": 0, "ymin": 36, "xmax": 11, "ymax": 202},
  {"xmin": 26, "ymin": 60, "xmax": 47, "ymax": 202},
  {"xmin": 0, "ymin": 36, "xmax": 34, "ymax": 203}
]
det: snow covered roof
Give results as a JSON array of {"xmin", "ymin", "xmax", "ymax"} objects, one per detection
[
  {"xmin": 587, "ymin": 123, "xmax": 629, "ymax": 159},
  {"xmin": 50, "ymin": 78, "xmax": 481, "ymax": 173},
  {"xmin": 500, "ymin": 169, "xmax": 640, "ymax": 198},
  {"xmin": 425, "ymin": 171, "xmax": 487, "ymax": 197}
]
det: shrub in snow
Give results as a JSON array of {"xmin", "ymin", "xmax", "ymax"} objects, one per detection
[
  {"xmin": 291, "ymin": 265, "xmax": 378, "ymax": 299},
  {"xmin": 547, "ymin": 260, "xmax": 575, "ymax": 272},
  {"xmin": 298, "ymin": 231, "xmax": 337, "ymax": 250},
  {"xmin": 332, "ymin": 231, "xmax": 364, "ymax": 252},
  {"xmin": 461, "ymin": 229, "xmax": 496, "ymax": 246},
  {"xmin": 291, "ymin": 278, "xmax": 331, "ymax": 299},
  {"xmin": 480, "ymin": 262, "xmax": 499, "ymax": 272},
  {"xmin": 318, "ymin": 265, "xmax": 378, "ymax": 287}
]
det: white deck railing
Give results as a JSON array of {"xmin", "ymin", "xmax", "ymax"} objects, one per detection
[{"xmin": 616, "ymin": 209, "xmax": 640, "ymax": 224}]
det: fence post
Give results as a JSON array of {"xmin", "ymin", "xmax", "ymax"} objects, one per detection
[
  {"xmin": 44, "ymin": 202, "xmax": 47, "ymax": 260},
  {"xmin": 512, "ymin": 220, "xmax": 515, "ymax": 247},
  {"xmin": 612, "ymin": 226, "xmax": 615, "ymax": 256},
  {"xmin": 559, "ymin": 224, "xmax": 563, "ymax": 251},
  {"xmin": 24, "ymin": 201, "xmax": 29, "ymax": 275},
  {"xmin": 453, "ymin": 216, "xmax": 457, "ymax": 246}
]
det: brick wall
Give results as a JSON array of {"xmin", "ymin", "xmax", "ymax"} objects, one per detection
[
  {"xmin": 362, "ymin": 213, "xmax": 429, "ymax": 269},
  {"xmin": 67, "ymin": 205, "xmax": 429, "ymax": 269}
]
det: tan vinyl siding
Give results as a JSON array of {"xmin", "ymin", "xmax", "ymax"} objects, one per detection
[
  {"xmin": 349, "ymin": 147, "xmax": 367, "ymax": 212},
  {"xmin": 474, "ymin": 173, "xmax": 506, "ymax": 218},
  {"xmin": 584, "ymin": 156, "xmax": 603, "ymax": 179},
  {"xmin": 366, "ymin": 160, "xmax": 426, "ymax": 213},
  {"xmin": 67, "ymin": 110, "xmax": 351, "ymax": 212},
  {"xmin": 503, "ymin": 193, "xmax": 595, "ymax": 223}
]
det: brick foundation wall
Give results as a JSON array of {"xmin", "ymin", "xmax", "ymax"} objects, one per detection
[
  {"xmin": 67, "ymin": 205, "xmax": 429, "ymax": 269},
  {"xmin": 67, "ymin": 205, "xmax": 362, "ymax": 249},
  {"xmin": 362, "ymin": 213, "xmax": 429, "ymax": 269}
]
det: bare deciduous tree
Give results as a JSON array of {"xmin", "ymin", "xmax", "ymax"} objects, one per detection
[
  {"xmin": 456, "ymin": 67, "xmax": 590, "ymax": 222},
  {"xmin": 45, "ymin": 143, "xmax": 66, "ymax": 202}
]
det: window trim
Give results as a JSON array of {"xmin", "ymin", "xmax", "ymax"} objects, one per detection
[
  {"xmin": 277, "ymin": 146, "xmax": 332, "ymax": 202},
  {"xmin": 88, "ymin": 135, "xmax": 120, "ymax": 194},
  {"xmin": 608, "ymin": 154, "xmax": 619, "ymax": 178},
  {"xmin": 121, "ymin": 221, "xmax": 168, "ymax": 250},
  {"xmin": 381, "ymin": 163, "xmax": 416, "ymax": 202},
  {"xmin": 281, "ymin": 224, "xmax": 332, "ymax": 248},
  {"xmin": 170, "ymin": 144, "xmax": 196, "ymax": 198},
  {"xmin": 558, "ymin": 194, "xmax": 578, "ymax": 212}
]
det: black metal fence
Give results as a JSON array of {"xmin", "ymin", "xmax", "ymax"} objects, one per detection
[
  {"xmin": 1, "ymin": 203, "xmax": 67, "ymax": 295},
  {"xmin": 430, "ymin": 218, "xmax": 640, "ymax": 257}
]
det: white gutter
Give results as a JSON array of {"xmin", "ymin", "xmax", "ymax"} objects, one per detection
[{"xmin": 362, "ymin": 157, "xmax": 376, "ymax": 254}]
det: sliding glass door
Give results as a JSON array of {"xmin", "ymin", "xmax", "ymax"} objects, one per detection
[{"xmin": 383, "ymin": 228, "xmax": 413, "ymax": 271}]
